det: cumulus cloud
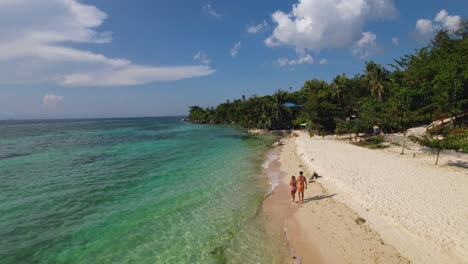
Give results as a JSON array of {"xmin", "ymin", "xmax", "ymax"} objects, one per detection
[
  {"xmin": 230, "ymin": 42, "xmax": 241, "ymax": 58},
  {"xmin": 416, "ymin": 19, "xmax": 435, "ymax": 38},
  {"xmin": 203, "ymin": 4, "xmax": 221, "ymax": 19},
  {"xmin": 319, "ymin": 58, "xmax": 328, "ymax": 65},
  {"xmin": 43, "ymin": 94, "xmax": 64, "ymax": 107},
  {"xmin": 391, "ymin": 37, "xmax": 399, "ymax": 47},
  {"xmin": 277, "ymin": 53, "xmax": 314, "ymax": 67},
  {"xmin": 0, "ymin": 0, "xmax": 214, "ymax": 86},
  {"xmin": 265, "ymin": 0, "xmax": 396, "ymax": 52},
  {"xmin": 247, "ymin": 21, "xmax": 268, "ymax": 34},
  {"xmin": 351, "ymin": 32, "xmax": 381, "ymax": 60},
  {"xmin": 415, "ymin": 9, "xmax": 461, "ymax": 40},
  {"xmin": 434, "ymin": 9, "xmax": 461, "ymax": 31},
  {"xmin": 193, "ymin": 51, "xmax": 211, "ymax": 65}
]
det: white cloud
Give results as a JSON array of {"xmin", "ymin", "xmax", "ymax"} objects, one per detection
[
  {"xmin": 203, "ymin": 4, "xmax": 221, "ymax": 19},
  {"xmin": 43, "ymin": 94, "xmax": 64, "ymax": 107},
  {"xmin": 391, "ymin": 37, "xmax": 399, "ymax": 47},
  {"xmin": 434, "ymin": 9, "xmax": 461, "ymax": 31},
  {"xmin": 434, "ymin": 10, "xmax": 448, "ymax": 23},
  {"xmin": 319, "ymin": 58, "xmax": 327, "ymax": 64},
  {"xmin": 351, "ymin": 32, "xmax": 381, "ymax": 60},
  {"xmin": 247, "ymin": 21, "xmax": 268, "ymax": 34},
  {"xmin": 0, "ymin": 0, "xmax": 214, "ymax": 86},
  {"xmin": 416, "ymin": 19, "xmax": 435, "ymax": 38},
  {"xmin": 265, "ymin": 0, "xmax": 396, "ymax": 52},
  {"xmin": 277, "ymin": 53, "xmax": 314, "ymax": 67},
  {"xmin": 60, "ymin": 65, "xmax": 214, "ymax": 86},
  {"xmin": 193, "ymin": 51, "xmax": 211, "ymax": 65},
  {"xmin": 230, "ymin": 42, "xmax": 241, "ymax": 58},
  {"xmin": 415, "ymin": 10, "xmax": 461, "ymax": 40}
]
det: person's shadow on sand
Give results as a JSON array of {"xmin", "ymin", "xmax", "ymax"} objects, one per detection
[{"xmin": 303, "ymin": 194, "xmax": 336, "ymax": 203}]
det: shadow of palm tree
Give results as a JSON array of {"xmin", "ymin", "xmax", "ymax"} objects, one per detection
[
  {"xmin": 303, "ymin": 194, "xmax": 336, "ymax": 203},
  {"xmin": 447, "ymin": 160, "xmax": 468, "ymax": 169}
]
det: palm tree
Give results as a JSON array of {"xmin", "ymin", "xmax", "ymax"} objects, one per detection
[
  {"xmin": 362, "ymin": 61, "xmax": 389, "ymax": 102},
  {"xmin": 242, "ymin": 95, "xmax": 263, "ymax": 128},
  {"xmin": 271, "ymin": 90, "xmax": 291, "ymax": 129},
  {"xmin": 331, "ymin": 73, "xmax": 346, "ymax": 108},
  {"xmin": 257, "ymin": 103, "xmax": 273, "ymax": 129}
]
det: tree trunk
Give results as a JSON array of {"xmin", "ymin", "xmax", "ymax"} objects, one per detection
[
  {"xmin": 435, "ymin": 149, "xmax": 440, "ymax": 165},
  {"xmin": 401, "ymin": 131, "xmax": 407, "ymax": 155}
]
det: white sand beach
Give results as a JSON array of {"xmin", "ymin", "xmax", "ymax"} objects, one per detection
[
  {"xmin": 286, "ymin": 131, "xmax": 468, "ymax": 263},
  {"xmin": 265, "ymin": 137, "xmax": 409, "ymax": 264}
]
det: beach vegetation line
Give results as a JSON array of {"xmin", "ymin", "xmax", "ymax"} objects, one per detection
[{"xmin": 188, "ymin": 25, "xmax": 467, "ymax": 158}]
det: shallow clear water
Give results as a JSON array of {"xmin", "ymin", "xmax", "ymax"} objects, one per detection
[{"xmin": 0, "ymin": 117, "xmax": 283, "ymax": 263}]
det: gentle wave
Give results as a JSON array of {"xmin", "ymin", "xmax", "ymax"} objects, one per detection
[{"xmin": 262, "ymin": 152, "xmax": 280, "ymax": 192}]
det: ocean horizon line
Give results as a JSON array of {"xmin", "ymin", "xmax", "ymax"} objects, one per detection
[{"xmin": 0, "ymin": 115, "xmax": 188, "ymax": 123}]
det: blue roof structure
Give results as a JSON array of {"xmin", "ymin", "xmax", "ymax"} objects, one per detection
[{"xmin": 282, "ymin": 102, "xmax": 303, "ymax": 108}]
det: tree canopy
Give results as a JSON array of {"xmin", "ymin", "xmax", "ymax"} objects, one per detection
[{"xmin": 188, "ymin": 28, "xmax": 467, "ymax": 143}]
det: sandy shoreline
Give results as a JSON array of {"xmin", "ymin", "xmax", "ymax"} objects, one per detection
[
  {"xmin": 263, "ymin": 137, "xmax": 408, "ymax": 263},
  {"xmin": 263, "ymin": 132, "xmax": 467, "ymax": 263},
  {"xmin": 262, "ymin": 144, "xmax": 324, "ymax": 264}
]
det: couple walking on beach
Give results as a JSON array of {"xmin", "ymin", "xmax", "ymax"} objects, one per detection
[{"xmin": 290, "ymin": 171, "xmax": 307, "ymax": 203}]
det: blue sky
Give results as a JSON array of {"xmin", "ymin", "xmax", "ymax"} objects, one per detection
[{"xmin": 0, "ymin": 0, "xmax": 466, "ymax": 119}]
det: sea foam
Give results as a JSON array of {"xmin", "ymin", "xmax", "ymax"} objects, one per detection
[{"xmin": 262, "ymin": 153, "xmax": 280, "ymax": 192}]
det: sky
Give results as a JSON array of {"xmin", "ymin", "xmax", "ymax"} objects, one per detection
[{"xmin": 0, "ymin": 0, "xmax": 466, "ymax": 119}]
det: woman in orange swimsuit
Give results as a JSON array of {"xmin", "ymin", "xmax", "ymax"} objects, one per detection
[{"xmin": 290, "ymin": 176, "xmax": 297, "ymax": 202}]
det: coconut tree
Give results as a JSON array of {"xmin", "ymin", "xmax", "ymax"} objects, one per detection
[
  {"xmin": 257, "ymin": 102, "xmax": 273, "ymax": 129},
  {"xmin": 331, "ymin": 73, "xmax": 347, "ymax": 108},
  {"xmin": 362, "ymin": 61, "xmax": 390, "ymax": 102},
  {"xmin": 271, "ymin": 90, "xmax": 292, "ymax": 129}
]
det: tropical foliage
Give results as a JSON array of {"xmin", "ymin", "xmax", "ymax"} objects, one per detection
[{"xmin": 188, "ymin": 28, "xmax": 468, "ymax": 153}]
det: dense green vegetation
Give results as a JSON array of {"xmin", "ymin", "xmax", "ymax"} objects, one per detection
[{"xmin": 188, "ymin": 27, "xmax": 468, "ymax": 154}]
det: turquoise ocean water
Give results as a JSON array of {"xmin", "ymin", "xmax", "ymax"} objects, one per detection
[{"xmin": 0, "ymin": 117, "xmax": 285, "ymax": 263}]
